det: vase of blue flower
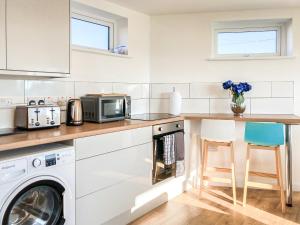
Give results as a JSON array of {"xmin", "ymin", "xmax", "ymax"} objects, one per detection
[{"xmin": 222, "ymin": 80, "xmax": 252, "ymax": 116}]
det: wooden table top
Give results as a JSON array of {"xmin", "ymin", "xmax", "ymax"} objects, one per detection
[
  {"xmin": 183, "ymin": 113, "xmax": 300, "ymax": 124},
  {"xmin": 0, "ymin": 117, "xmax": 184, "ymax": 152},
  {"xmin": 0, "ymin": 113, "xmax": 299, "ymax": 153}
]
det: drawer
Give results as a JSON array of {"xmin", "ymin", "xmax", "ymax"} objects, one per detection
[
  {"xmin": 76, "ymin": 176, "xmax": 151, "ymax": 225},
  {"xmin": 75, "ymin": 126, "xmax": 152, "ymax": 160},
  {"xmin": 76, "ymin": 143, "xmax": 153, "ymax": 198}
]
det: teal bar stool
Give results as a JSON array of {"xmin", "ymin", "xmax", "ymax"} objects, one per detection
[{"xmin": 243, "ymin": 122, "xmax": 286, "ymax": 213}]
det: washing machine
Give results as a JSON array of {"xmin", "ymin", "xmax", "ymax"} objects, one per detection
[{"xmin": 0, "ymin": 143, "xmax": 75, "ymax": 225}]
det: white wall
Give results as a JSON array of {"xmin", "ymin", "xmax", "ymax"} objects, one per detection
[
  {"xmin": 150, "ymin": 8, "xmax": 300, "ymax": 190},
  {"xmin": 0, "ymin": 0, "xmax": 151, "ymax": 127},
  {"xmin": 150, "ymin": 8, "xmax": 300, "ymax": 83},
  {"xmin": 69, "ymin": 0, "xmax": 151, "ymax": 83}
]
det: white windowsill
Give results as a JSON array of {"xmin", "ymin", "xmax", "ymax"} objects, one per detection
[
  {"xmin": 207, "ymin": 56, "xmax": 296, "ymax": 61},
  {"xmin": 72, "ymin": 45, "xmax": 131, "ymax": 58}
]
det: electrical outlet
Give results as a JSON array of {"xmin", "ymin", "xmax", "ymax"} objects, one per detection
[{"xmin": 0, "ymin": 98, "xmax": 13, "ymax": 106}]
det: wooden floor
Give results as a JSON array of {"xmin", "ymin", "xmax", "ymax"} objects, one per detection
[{"xmin": 130, "ymin": 188, "xmax": 300, "ymax": 225}]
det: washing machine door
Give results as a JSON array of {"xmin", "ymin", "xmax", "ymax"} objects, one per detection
[{"xmin": 2, "ymin": 180, "xmax": 65, "ymax": 225}]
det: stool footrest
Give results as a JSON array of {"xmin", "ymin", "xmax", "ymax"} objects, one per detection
[
  {"xmin": 249, "ymin": 171, "xmax": 278, "ymax": 179},
  {"xmin": 248, "ymin": 144, "xmax": 279, "ymax": 151},
  {"xmin": 247, "ymin": 181, "xmax": 280, "ymax": 190},
  {"xmin": 206, "ymin": 140, "xmax": 231, "ymax": 147},
  {"xmin": 206, "ymin": 167, "xmax": 232, "ymax": 173},
  {"xmin": 203, "ymin": 176, "xmax": 232, "ymax": 184}
]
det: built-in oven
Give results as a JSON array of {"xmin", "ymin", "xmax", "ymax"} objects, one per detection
[
  {"xmin": 81, "ymin": 95, "xmax": 131, "ymax": 123},
  {"xmin": 152, "ymin": 121, "xmax": 185, "ymax": 184}
]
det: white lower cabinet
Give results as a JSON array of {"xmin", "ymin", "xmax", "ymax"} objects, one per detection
[
  {"xmin": 75, "ymin": 127, "xmax": 153, "ymax": 225},
  {"xmin": 75, "ymin": 126, "xmax": 152, "ymax": 160},
  {"xmin": 76, "ymin": 176, "xmax": 151, "ymax": 225},
  {"xmin": 76, "ymin": 143, "xmax": 153, "ymax": 198}
]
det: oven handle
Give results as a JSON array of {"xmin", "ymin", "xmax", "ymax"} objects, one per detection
[
  {"xmin": 152, "ymin": 139, "xmax": 158, "ymax": 183},
  {"xmin": 153, "ymin": 130, "xmax": 184, "ymax": 139}
]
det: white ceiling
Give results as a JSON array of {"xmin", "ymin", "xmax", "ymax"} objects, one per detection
[{"xmin": 106, "ymin": 0, "xmax": 300, "ymax": 15}]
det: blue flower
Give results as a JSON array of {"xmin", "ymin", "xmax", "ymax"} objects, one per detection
[
  {"xmin": 232, "ymin": 83, "xmax": 243, "ymax": 94},
  {"xmin": 239, "ymin": 82, "xmax": 252, "ymax": 92},
  {"xmin": 222, "ymin": 80, "xmax": 233, "ymax": 90}
]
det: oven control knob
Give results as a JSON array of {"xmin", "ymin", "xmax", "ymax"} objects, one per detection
[
  {"xmin": 158, "ymin": 127, "xmax": 163, "ymax": 132},
  {"xmin": 32, "ymin": 158, "xmax": 42, "ymax": 168}
]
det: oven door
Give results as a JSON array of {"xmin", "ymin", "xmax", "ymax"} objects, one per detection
[
  {"xmin": 1, "ymin": 180, "xmax": 66, "ymax": 225},
  {"xmin": 152, "ymin": 130, "xmax": 184, "ymax": 184},
  {"xmin": 100, "ymin": 98, "xmax": 126, "ymax": 122}
]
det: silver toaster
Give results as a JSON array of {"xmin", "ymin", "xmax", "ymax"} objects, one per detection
[{"xmin": 15, "ymin": 105, "xmax": 61, "ymax": 129}]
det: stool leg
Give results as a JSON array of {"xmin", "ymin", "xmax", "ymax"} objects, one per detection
[
  {"xmin": 243, "ymin": 144, "xmax": 251, "ymax": 207},
  {"xmin": 230, "ymin": 142, "xmax": 237, "ymax": 205},
  {"xmin": 275, "ymin": 147, "xmax": 286, "ymax": 213},
  {"xmin": 200, "ymin": 140, "xmax": 208, "ymax": 195}
]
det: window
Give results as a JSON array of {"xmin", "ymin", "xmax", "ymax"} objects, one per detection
[
  {"xmin": 217, "ymin": 28, "xmax": 279, "ymax": 56},
  {"xmin": 71, "ymin": 13, "xmax": 114, "ymax": 51},
  {"xmin": 212, "ymin": 19, "xmax": 292, "ymax": 58}
]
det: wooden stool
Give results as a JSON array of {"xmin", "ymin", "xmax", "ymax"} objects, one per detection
[
  {"xmin": 200, "ymin": 119, "xmax": 237, "ymax": 205},
  {"xmin": 243, "ymin": 122, "xmax": 286, "ymax": 213}
]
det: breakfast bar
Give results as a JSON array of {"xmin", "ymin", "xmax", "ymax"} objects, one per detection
[{"xmin": 183, "ymin": 113, "xmax": 300, "ymax": 207}]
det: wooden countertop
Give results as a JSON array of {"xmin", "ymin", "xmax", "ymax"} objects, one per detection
[
  {"xmin": 0, "ymin": 113, "xmax": 299, "ymax": 152},
  {"xmin": 0, "ymin": 117, "xmax": 183, "ymax": 152},
  {"xmin": 183, "ymin": 113, "xmax": 300, "ymax": 124}
]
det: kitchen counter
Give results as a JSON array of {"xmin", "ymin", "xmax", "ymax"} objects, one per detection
[
  {"xmin": 0, "ymin": 117, "xmax": 183, "ymax": 152},
  {"xmin": 183, "ymin": 113, "xmax": 300, "ymax": 124},
  {"xmin": 1, "ymin": 113, "xmax": 300, "ymax": 152}
]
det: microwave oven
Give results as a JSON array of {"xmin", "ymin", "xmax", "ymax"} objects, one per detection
[{"xmin": 80, "ymin": 95, "xmax": 131, "ymax": 123}]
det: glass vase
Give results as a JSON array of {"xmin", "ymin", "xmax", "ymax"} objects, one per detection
[{"xmin": 231, "ymin": 96, "xmax": 246, "ymax": 116}]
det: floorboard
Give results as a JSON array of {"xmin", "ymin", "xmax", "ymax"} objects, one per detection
[{"xmin": 129, "ymin": 187, "xmax": 300, "ymax": 225}]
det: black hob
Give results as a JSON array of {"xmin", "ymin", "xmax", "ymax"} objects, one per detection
[{"xmin": 130, "ymin": 113, "xmax": 177, "ymax": 121}]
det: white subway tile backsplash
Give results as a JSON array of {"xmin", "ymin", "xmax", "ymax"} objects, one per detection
[
  {"xmin": 25, "ymin": 80, "xmax": 74, "ymax": 99},
  {"xmin": 272, "ymin": 81, "xmax": 294, "ymax": 98},
  {"xmin": 75, "ymin": 82, "xmax": 112, "ymax": 98},
  {"xmin": 0, "ymin": 80, "xmax": 24, "ymax": 103},
  {"xmin": 150, "ymin": 99, "xmax": 169, "ymax": 113},
  {"xmin": 251, "ymin": 98, "xmax": 294, "ymax": 114},
  {"xmin": 113, "ymin": 83, "xmax": 145, "ymax": 100},
  {"xmin": 209, "ymin": 98, "xmax": 231, "ymax": 114},
  {"xmin": 190, "ymin": 82, "xmax": 228, "ymax": 98},
  {"xmin": 0, "ymin": 108, "xmax": 15, "ymax": 128},
  {"xmin": 131, "ymin": 99, "xmax": 149, "ymax": 115},
  {"xmin": 151, "ymin": 83, "xmax": 189, "ymax": 98},
  {"xmin": 141, "ymin": 84, "xmax": 150, "ymax": 99},
  {"xmin": 244, "ymin": 82, "xmax": 272, "ymax": 98},
  {"xmin": 182, "ymin": 99, "xmax": 209, "ymax": 113}
]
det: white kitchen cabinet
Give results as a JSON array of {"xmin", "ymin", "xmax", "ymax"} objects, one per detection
[
  {"xmin": 76, "ymin": 143, "xmax": 153, "ymax": 198},
  {"xmin": 6, "ymin": 0, "xmax": 70, "ymax": 75},
  {"xmin": 76, "ymin": 176, "xmax": 151, "ymax": 225},
  {"xmin": 75, "ymin": 126, "xmax": 152, "ymax": 160},
  {"xmin": 75, "ymin": 127, "xmax": 153, "ymax": 225},
  {"xmin": 0, "ymin": 0, "xmax": 5, "ymax": 69}
]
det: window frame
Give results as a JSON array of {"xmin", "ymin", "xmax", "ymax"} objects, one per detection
[
  {"xmin": 213, "ymin": 26, "xmax": 281, "ymax": 58},
  {"xmin": 71, "ymin": 12, "xmax": 114, "ymax": 52}
]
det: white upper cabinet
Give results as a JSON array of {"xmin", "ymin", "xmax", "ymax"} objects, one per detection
[
  {"xmin": 0, "ymin": 0, "xmax": 5, "ymax": 70},
  {"xmin": 6, "ymin": 0, "xmax": 70, "ymax": 76}
]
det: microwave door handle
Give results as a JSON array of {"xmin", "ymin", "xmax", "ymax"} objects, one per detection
[{"xmin": 123, "ymin": 96, "xmax": 127, "ymax": 115}]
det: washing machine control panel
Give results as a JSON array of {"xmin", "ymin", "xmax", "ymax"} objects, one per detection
[
  {"xmin": 29, "ymin": 149, "xmax": 74, "ymax": 170},
  {"xmin": 45, "ymin": 154, "xmax": 56, "ymax": 167}
]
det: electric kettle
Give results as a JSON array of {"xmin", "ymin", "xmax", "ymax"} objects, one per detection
[{"xmin": 66, "ymin": 99, "xmax": 83, "ymax": 126}]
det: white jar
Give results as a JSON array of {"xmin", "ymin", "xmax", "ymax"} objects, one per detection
[{"xmin": 169, "ymin": 87, "xmax": 182, "ymax": 116}]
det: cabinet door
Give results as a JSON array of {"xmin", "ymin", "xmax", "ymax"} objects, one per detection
[
  {"xmin": 0, "ymin": 0, "xmax": 5, "ymax": 69},
  {"xmin": 6, "ymin": 0, "xmax": 70, "ymax": 74}
]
